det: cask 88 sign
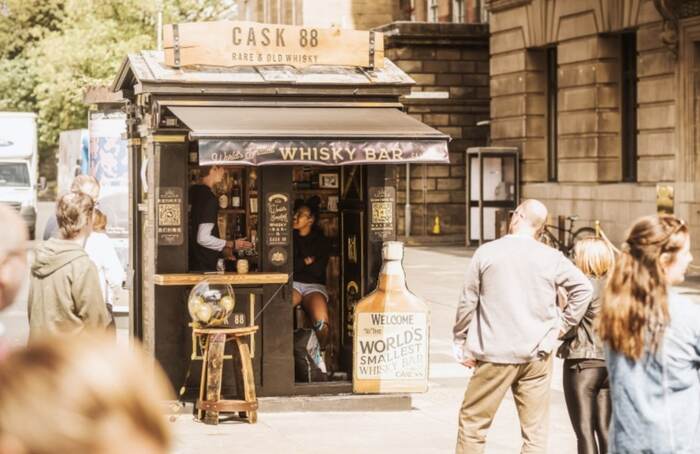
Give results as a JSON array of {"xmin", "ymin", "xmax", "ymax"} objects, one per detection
[{"xmin": 164, "ymin": 21, "xmax": 384, "ymax": 69}]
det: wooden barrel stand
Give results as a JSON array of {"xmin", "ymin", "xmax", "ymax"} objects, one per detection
[{"xmin": 193, "ymin": 326, "xmax": 259, "ymax": 424}]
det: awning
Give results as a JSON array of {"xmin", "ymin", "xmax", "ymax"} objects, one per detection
[{"xmin": 168, "ymin": 106, "xmax": 450, "ymax": 166}]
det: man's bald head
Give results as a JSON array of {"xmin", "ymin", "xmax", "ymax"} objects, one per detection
[
  {"xmin": 0, "ymin": 204, "xmax": 28, "ymax": 311},
  {"xmin": 509, "ymin": 199, "xmax": 548, "ymax": 236}
]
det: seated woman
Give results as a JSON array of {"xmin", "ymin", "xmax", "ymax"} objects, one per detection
[{"xmin": 292, "ymin": 197, "xmax": 331, "ymax": 347}]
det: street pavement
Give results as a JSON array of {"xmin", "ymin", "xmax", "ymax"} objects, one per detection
[
  {"xmin": 168, "ymin": 246, "xmax": 578, "ymax": 454},
  {"xmin": 6, "ymin": 207, "xmax": 699, "ymax": 453}
]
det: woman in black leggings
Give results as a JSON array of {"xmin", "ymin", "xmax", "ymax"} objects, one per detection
[{"xmin": 557, "ymin": 238, "xmax": 615, "ymax": 454}]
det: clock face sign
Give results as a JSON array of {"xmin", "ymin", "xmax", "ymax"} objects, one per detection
[{"xmin": 268, "ymin": 247, "xmax": 287, "ymax": 267}]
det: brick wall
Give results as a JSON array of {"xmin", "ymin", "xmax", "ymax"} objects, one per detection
[{"xmin": 376, "ymin": 22, "xmax": 490, "ymax": 241}]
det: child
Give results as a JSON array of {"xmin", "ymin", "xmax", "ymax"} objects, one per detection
[{"xmin": 85, "ymin": 209, "xmax": 126, "ymax": 324}]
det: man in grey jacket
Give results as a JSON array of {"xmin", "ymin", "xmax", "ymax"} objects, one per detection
[{"xmin": 453, "ymin": 199, "xmax": 592, "ymax": 454}]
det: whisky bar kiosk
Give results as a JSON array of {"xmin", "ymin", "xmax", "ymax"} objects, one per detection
[{"xmin": 112, "ymin": 25, "xmax": 449, "ymax": 398}]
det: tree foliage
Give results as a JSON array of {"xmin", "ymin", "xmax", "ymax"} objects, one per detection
[{"xmin": 0, "ymin": 0, "xmax": 237, "ymax": 154}]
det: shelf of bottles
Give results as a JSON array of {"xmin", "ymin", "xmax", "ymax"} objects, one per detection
[
  {"xmin": 292, "ymin": 167, "xmax": 341, "ymax": 222},
  {"xmin": 189, "ymin": 152, "xmax": 259, "ymax": 271}
]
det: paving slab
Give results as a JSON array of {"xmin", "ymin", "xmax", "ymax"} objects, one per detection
[{"xmin": 168, "ymin": 246, "xmax": 579, "ymax": 454}]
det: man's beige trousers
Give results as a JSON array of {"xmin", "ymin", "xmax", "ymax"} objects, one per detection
[{"xmin": 456, "ymin": 355, "xmax": 553, "ymax": 454}]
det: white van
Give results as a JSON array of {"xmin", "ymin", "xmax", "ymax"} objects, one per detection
[{"xmin": 0, "ymin": 112, "xmax": 38, "ymax": 239}]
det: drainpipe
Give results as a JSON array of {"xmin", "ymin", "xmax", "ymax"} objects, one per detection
[
  {"xmin": 156, "ymin": 1, "xmax": 163, "ymax": 51},
  {"xmin": 405, "ymin": 163, "xmax": 411, "ymax": 238}
]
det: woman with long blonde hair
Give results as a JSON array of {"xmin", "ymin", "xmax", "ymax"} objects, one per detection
[
  {"xmin": 558, "ymin": 238, "xmax": 615, "ymax": 454},
  {"xmin": 599, "ymin": 215, "xmax": 700, "ymax": 453}
]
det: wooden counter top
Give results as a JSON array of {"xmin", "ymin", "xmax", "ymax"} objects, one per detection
[{"xmin": 153, "ymin": 272, "xmax": 289, "ymax": 286}]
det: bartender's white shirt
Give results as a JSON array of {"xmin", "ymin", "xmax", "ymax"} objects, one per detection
[{"xmin": 197, "ymin": 223, "xmax": 226, "ymax": 251}]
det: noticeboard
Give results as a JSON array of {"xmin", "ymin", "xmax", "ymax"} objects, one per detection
[
  {"xmin": 157, "ymin": 187, "xmax": 184, "ymax": 246},
  {"xmin": 369, "ymin": 186, "xmax": 396, "ymax": 241},
  {"xmin": 266, "ymin": 192, "xmax": 290, "ymax": 247},
  {"xmin": 265, "ymin": 192, "xmax": 290, "ymax": 268}
]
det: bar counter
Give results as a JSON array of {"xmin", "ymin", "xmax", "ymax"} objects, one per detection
[
  {"xmin": 153, "ymin": 272, "xmax": 289, "ymax": 361},
  {"xmin": 153, "ymin": 272, "xmax": 289, "ymax": 286}
]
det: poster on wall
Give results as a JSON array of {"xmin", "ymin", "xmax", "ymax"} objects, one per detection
[
  {"xmin": 157, "ymin": 187, "xmax": 184, "ymax": 246},
  {"xmin": 88, "ymin": 110, "xmax": 129, "ymax": 268},
  {"xmin": 368, "ymin": 186, "xmax": 396, "ymax": 241},
  {"xmin": 265, "ymin": 193, "xmax": 290, "ymax": 246}
]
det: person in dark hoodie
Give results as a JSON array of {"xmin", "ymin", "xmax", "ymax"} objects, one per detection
[{"xmin": 28, "ymin": 192, "xmax": 110, "ymax": 341}]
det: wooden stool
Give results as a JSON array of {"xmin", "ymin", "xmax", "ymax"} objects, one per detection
[{"xmin": 193, "ymin": 325, "xmax": 259, "ymax": 424}]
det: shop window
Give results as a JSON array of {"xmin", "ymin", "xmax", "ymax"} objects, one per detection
[
  {"xmin": 546, "ymin": 46, "xmax": 558, "ymax": 182},
  {"xmin": 451, "ymin": 0, "xmax": 483, "ymax": 23},
  {"xmin": 428, "ymin": 0, "xmax": 439, "ymax": 22},
  {"xmin": 621, "ymin": 31, "xmax": 638, "ymax": 182},
  {"xmin": 452, "ymin": 0, "xmax": 464, "ymax": 23}
]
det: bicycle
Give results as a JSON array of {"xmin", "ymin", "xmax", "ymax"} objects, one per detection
[{"xmin": 539, "ymin": 215, "xmax": 597, "ymax": 256}]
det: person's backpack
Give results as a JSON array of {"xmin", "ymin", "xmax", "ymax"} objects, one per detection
[{"xmin": 293, "ymin": 328, "xmax": 327, "ymax": 383}]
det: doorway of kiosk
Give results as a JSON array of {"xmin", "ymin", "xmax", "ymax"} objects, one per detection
[
  {"xmin": 290, "ymin": 165, "xmax": 342, "ymax": 383},
  {"xmin": 287, "ymin": 164, "xmax": 392, "ymax": 389}
]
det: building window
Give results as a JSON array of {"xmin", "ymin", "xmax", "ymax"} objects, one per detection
[
  {"xmin": 452, "ymin": 0, "xmax": 464, "ymax": 23},
  {"xmin": 546, "ymin": 46, "xmax": 558, "ymax": 182},
  {"xmin": 428, "ymin": 0, "xmax": 438, "ymax": 22},
  {"xmin": 621, "ymin": 31, "xmax": 637, "ymax": 182}
]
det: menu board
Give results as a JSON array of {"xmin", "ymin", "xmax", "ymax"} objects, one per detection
[
  {"xmin": 266, "ymin": 193, "xmax": 290, "ymax": 246},
  {"xmin": 157, "ymin": 187, "xmax": 184, "ymax": 246},
  {"xmin": 368, "ymin": 186, "xmax": 396, "ymax": 241}
]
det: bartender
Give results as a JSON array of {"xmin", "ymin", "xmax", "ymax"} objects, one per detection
[{"xmin": 189, "ymin": 165, "xmax": 251, "ymax": 271}]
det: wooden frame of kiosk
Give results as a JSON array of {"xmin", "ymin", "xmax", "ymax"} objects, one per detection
[{"xmin": 112, "ymin": 24, "xmax": 449, "ymax": 397}]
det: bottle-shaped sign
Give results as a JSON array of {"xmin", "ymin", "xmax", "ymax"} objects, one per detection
[
  {"xmin": 231, "ymin": 175, "xmax": 242, "ymax": 208},
  {"xmin": 353, "ymin": 241, "xmax": 429, "ymax": 394}
]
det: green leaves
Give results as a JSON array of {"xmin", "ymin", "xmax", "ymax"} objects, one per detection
[{"xmin": 0, "ymin": 0, "xmax": 238, "ymax": 152}]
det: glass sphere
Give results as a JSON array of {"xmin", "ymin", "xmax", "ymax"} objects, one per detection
[{"xmin": 187, "ymin": 280, "xmax": 236, "ymax": 327}]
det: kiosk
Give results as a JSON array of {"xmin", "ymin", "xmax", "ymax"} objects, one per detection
[{"xmin": 113, "ymin": 42, "xmax": 449, "ymax": 397}]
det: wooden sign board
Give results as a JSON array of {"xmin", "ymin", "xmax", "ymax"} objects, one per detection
[{"xmin": 163, "ymin": 21, "xmax": 384, "ymax": 69}]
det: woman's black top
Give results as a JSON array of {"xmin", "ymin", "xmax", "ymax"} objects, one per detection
[
  {"xmin": 189, "ymin": 184, "xmax": 220, "ymax": 271},
  {"xmin": 557, "ymin": 277, "xmax": 606, "ymax": 365},
  {"xmin": 293, "ymin": 228, "xmax": 330, "ymax": 285}
]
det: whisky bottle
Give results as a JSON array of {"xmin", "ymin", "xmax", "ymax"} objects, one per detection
[
  {"xmin": 353, "ymin": 241, "xmax": 429, "ymax": 394},
  {"xmin": 231, "ymin": 174, "xmax": 241, "ymax": 208}
]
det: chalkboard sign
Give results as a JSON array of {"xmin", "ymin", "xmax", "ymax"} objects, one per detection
[
  {"xmin": 368, "ymin": 186, "xmax": 396, "ymax": 241},
  {"xmin": 266, "ymin": 193, "xmax": 290, "ymax": 247},
  {"xmin": 157, "ymin": 187, "xmax": 183, "ymax": 246}
]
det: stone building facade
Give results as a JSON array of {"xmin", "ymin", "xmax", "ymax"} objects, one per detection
[
  {"xmin": 377, "ymin": 22, "xmax": 490, "ymax": 240},
  {"xmin": 229, "ymin": 1, "xmax": 491, "ymax": 242},
  {"xmin": 487, "ymin": 0, "xmax": 700, "ymax": 257},
  {"xmin": 232, "ymin": 0, "xmax": 407, "ymax": 29},
  {"xmin": 232, "ymin": 0, "xmax": 483, "ymax": 29}
]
